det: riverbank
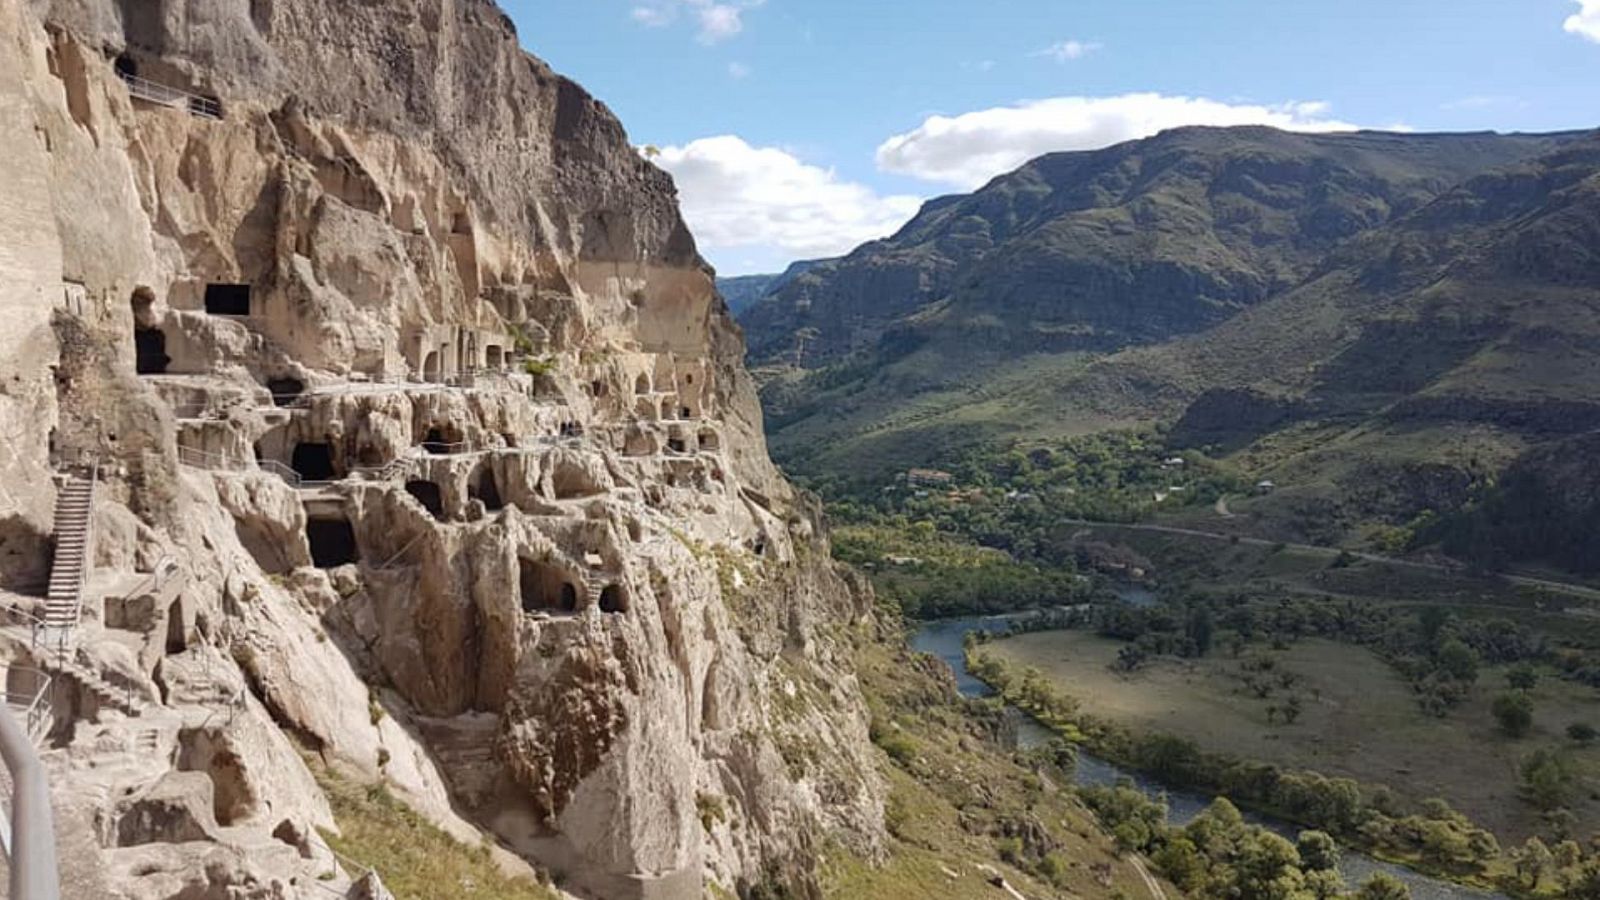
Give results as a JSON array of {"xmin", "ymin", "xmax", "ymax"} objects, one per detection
[
  {"xmin": 967, "ymin": 641, "xmax": 1521, "ymax": 898},
  {"xmin": 907, "ymin": 615, "xmax": 1514, "ymax": 900}
]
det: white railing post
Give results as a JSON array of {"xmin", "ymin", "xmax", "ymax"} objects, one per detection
[{"xmin": 0, "ymin": 701, "xmax": 58, "ymax": 900}]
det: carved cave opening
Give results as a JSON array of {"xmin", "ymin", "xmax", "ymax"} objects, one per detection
[
  {"xmin": 266, "ymin": 377, "xmax": 304, "ymax": 407},
  {"xmin": 519, "ymin": 559, "xmax": 579, "ymax": 615},
  {"xmin": 599, "ymin": 584, "xmax": 628, "ymax": 614},
  {"xmin": 472, "ymin": 467, "xmax": 505, "ymax": 512},
  {"xmin": 203, "ymin": 283, "xmax": 252, "ymax": 316},
  {"xmin": 134, "ymin": 327, "xmax": 169, "ymax": 375},
  {"xmin": 290, "ymin": 443, "xmax": 336, "ymax": 482},
  {"xmin": 405, "ymin": 480, "xmax": 445, "ymax": 521},
  {"xmin": 306, "ymin": 517, "xmax": 359, "ymax": 569}
]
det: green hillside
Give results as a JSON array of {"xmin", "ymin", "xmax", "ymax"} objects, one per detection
[{"xmin": 758, "ymin": 128, "xmax": 1600, "ymax": 566}]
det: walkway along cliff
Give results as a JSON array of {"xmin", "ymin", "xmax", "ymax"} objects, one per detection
[{"xmin": 0, "ymin": 0, "xmax": 885, "ymax": 896}]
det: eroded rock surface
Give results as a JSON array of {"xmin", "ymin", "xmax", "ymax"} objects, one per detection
[{"xmin": 0, "ymin": 1, "xmax": 884, "ymax": 896}]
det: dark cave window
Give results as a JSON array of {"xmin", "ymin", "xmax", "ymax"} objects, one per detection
[
  {"xmin": 599, "ymin": 585, "xmax": 628, "ymax": 614},
  {"xmin": 204, "ymin": 283, "xmax": 251, "ymax": 316},
  {"xmin": 405, "ymin": 481, "xmax": 445, "ymax": 521},
  {"xmin": 135, "ymin": 327, "xmax": 169, "ymax": 375},
  {"xmin": 306, "ymin": 518, "xmax": 359, "ymax": 568},
  {"xmin": 291, "ymin": 443, "xmax": 336, "ymax": 481},
  {"xmin": 519, "ymin": 559, "xmax": 579, "ymax": 615}
]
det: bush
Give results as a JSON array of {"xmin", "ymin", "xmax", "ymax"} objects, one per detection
[
  {"xmin": 1520, "ymin": 749, "xmax": 1574, "ymax": 810},
  {"xmin": 1492, "ymin": 691, "xmax": 1534, "ymax": 738},
  {"xmin": 1568, "ymin": 722, "xmax": 1597, "ymax": 743}
]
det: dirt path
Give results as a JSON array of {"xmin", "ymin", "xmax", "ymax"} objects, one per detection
[
  {"xmin": 1214, "ymin": 495, "xmax": 1234, "ymax": 518},
  {"xmin": 1131, "ymin": 857, "xmax": 1167, "ymax": 900}
]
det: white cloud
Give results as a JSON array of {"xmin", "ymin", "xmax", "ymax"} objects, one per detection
[
  {"xmin": 876, "ymin": 93, "xmax": 1369, "ymax": 189},
  {"xmin": 728, "ymin": 61, "xmax": 752, "ymax": 79},
  {"xmin": 651, "ymin": 136, "xmax": 923, "ymax": 263},
  {"xmin": 1035, "ymin": 39, "xmax": 1101, "ymax": 62},
  {"xmin": 630, "ymin": 0, "xmax": 764, "ymax": 44},
  {"xmin": 1566, "ymin": 0, "xmax": 1600, "ymax": 42}
]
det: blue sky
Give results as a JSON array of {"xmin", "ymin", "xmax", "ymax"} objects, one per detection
[{"xmin": 504, "ymin": 0, "xmax": 1600, "ymax": 275}]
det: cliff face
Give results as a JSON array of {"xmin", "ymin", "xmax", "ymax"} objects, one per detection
[{"xmin": 0, "ymin": 1, "xmax": 882, "ymax": 897}]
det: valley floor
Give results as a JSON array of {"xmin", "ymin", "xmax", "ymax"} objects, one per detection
[{"xmin": 986, "ymin": 630, "xmax": 1600, "ymax": 842}]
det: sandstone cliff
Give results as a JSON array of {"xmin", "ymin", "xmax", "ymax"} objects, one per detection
[{"xmin": 0, "ymin": 1, "xmax": 883, "ymax": 897}]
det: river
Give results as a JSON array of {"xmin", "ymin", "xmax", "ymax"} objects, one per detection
[{"xmin": 910, "ymin": 611, "xmax": 1508, "ymax": 900}]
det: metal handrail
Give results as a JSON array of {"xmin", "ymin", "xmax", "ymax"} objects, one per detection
[
  {"xmin": 120, "ymin": 556, "xmax": 181, "ymax": 604},
  {"xmin": 350, "ymin": 458, "xmax": 414, "ymax": 482},
  {"xmin": 257, "ymin": 460, "xmax": 306, "ymax": 488},
  {"xmin": 2, "ymin": 668, "xmax": 52, "ymax": 747},
  {"xmin": 118, "ymin": 71, "xmax": 221, "ymax": 120},
  {"xmin": 176, "ymin": 445, "xmax": 249, "ymax": 472},
  {"xmin": 369, "ymin": 532, "xmax": 428, "ymax": 572},
  {"xmin": 0, "ymin": 700, "xmax": 57, "ymax": 899}
]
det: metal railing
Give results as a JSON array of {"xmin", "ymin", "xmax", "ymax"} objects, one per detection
[
  {"xmin": 118, "ymin": 71, "xmax": 221, "ymax": 120},
  {"xmin": 120, "ymin": 556, "xmax": 181, "ymax": 606},
  {"xmin": 2, "ymin": 668, "xmax": 52, "ymax": 748},
  {"xmin": 176, "ymin": 446, "xmax": 327, "ymax": 490},
  {"xmin": 350, "ymin": 458, "xmax": 414, "ymax": 482},
  {"xmin": 368, "ymin": 532, "xmax": 429, "ymax": 573},
  {"xmin": 0, "ymin": 698, "xmax": 57, "ymax": 899}
]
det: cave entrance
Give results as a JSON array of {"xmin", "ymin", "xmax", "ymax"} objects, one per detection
[
  {"xmin": 634, "ymin": 374, "xmax": 651, "ymax": 395},
  {"xmin": 486, "ymin": 346, "xmax": 503, "ymax": 370},
  {"xmin": 164, "ymin": 599, "xmax": 187, "ymax": 654},
  {"xmin": 698, "ymin": 429, "xmax": 720, "ymax": 452},
  {"xmin": 667, "ymin": 438, "xmax": 687, "ymax": 454},
  {"xmin": 306, "ymin": 517, "xmax": 359, "ymax": 568},
  {"xmin": 599, "ymin": 584, "xmax": 628, "ymax": 615},
  {"xmin": 421, "ymin": 426, "xmax": 462, "ymax": 455},
  {"xmin": 472, "ymin": 467, "xmax": 505, "ymax": 512},
  {"xmin": 519, "ymin": 559, "xmax": 579, "ymax": 615},
  {"xmin": 134, "ymin": 327, "xmax": 169, "ymax": 375},
  {"xmin": 422, "ymin": 351, "xmax": 441, "ymax": 383},
  {"xmin": 114, "ymin": 55, "xmax": 138, "ymax": 79},
  {"xmin": 266, "ymin": 377, "xmax": 304, "ymax": 408},
  {"xmin": 291, "ymin": 443, "xmax": 336, "ymax": 482},
  {"xmin": 203, "ymin": 283, "xmax": 252, "ymax": 316},
  {"xmin": 405, "ymin": 480, "xmax": 445, "ymax": 521}
]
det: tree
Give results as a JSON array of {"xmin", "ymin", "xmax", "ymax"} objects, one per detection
[
  {"xmin": 1437, "ymin": 639, "xmax": 1480, "ymax": 684},
  {"xmin": 1282, "ymin": 694, "xmax": 1305, "ymax": 725},
  {"xmin": 1355, "ymin": 872, "xmax": 1412, "ymax": 900},
  {"xmin": 1521, "ymin": 749, "xmax": 1575, "ymax": 811},
  {"xmin": 1114, "ymin": 644, "xmax": 1148, "ymax": 673},
  {"xmin": 1304, "ymin": 869, "xmax": 1344, "ymax": 900},
  {"xmin": 1507, "ymin": 663, "xmax": 1540, "ymax": 691},
  {"xmin": 1296, "ymin": 830, "xmax": 1341, "ymax": 871},
  {"xmin": 1151, "ymin": 835, "xmax": 1205, "ymax": 890},
  {"xmin": 1493, "ymin": 691, "xmax": 1535, "ymax": 738}
]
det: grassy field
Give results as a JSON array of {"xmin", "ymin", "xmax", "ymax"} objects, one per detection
[{"xmin": 986, "ymin": 631, "xmax": 1600, "ymax": 841}]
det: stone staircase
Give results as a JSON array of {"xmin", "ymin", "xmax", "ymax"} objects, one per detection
[
  {"xmin": 53, "ymin": 656, "xmax": 147, "ymax": 719},
  {"xmin": 41, "ymin": 471, "xmax": 97, "ymax": 657}
]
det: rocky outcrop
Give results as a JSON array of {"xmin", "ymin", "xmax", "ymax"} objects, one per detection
[{"xmin": 0, "ymin": 1, "xmax": 883, "ymax": 897}]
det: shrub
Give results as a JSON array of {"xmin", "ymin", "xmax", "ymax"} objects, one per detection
[
  {"xmin": 1568, "ymin": 722, "xmax": 1597, "ymax": 743},
  {"xmin": 1492, "ymin": 691, "xmax": 1534, "ymax": 738}
]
